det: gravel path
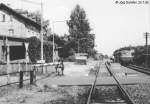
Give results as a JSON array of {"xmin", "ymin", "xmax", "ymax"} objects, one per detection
[
  {"xmin": 0, "ymin": 84, "xmax": 90, "ymax": 104},
  {"xmin": 1, "ymin": 83, "xmax": 150, "ymax": 104},
  {"xmin": 2, "ymin": 61, "xmax": 150, "ymax": 104},
  {"xmin": 123, "ymin": 83, "xmax": 150, "ymax": 104},
  {"xmin": 0, "ymin": 60, "xmax": 99, "ymax": 104}
]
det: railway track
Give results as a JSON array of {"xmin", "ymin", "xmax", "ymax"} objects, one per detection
[
  {"xmin": 127, "ymin": 65, "xmax": 150, "ymax": 75},
  {"xmin": 87, "ymin": 62, "xmax": 135, "ymax": 104}
]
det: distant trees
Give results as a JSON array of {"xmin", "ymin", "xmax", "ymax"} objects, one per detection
[
  {"xmin": 47, "ymin": 34, "xmax": 66, "ymax": 47},
  {"xmin": 133, "ymin": 46, "xmax": 145, "ymax": 65},
  {"xmin": 29, "ymin": 10, "xmax": 50, "ymax": 38},
  {"xmin": 28, "ymin": 5, "xmax": 97, "ymax": 62},
  {"xmin": 45, "ymin": 4, "xmax": 97, "ymax": 59},
  {"xmin": 67, "ymin": 4, "xmax": 95, "ymax": 56}
]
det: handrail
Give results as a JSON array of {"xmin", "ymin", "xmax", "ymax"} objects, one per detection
[
  {"xmin": 0, "ymin": 62, "xmax": 55, "ymax": 65},
  {"xmin": 0, "ymin": 62, "xmax": 56, "ymax": 76}
]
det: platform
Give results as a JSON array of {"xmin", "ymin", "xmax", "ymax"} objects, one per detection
[{"xmin": 36, "ymin": 62, "xmax": 150, "ymax": 87}]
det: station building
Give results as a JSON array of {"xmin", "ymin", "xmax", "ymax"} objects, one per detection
[{"xmin": 0, "ymin": 3, "xmax": 41, "ymax": 63}]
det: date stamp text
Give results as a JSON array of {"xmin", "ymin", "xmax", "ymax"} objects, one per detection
[{"xmin": 115, "ymin": 0, "xmax": 149, "ymax": 4}]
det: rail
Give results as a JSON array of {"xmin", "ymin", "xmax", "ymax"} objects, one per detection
[
  {"xmin": 127, "ymin": 65, "xmax": 150, "ymax": 75},
  {"xmin": 86, "ymin": 61, "xmax": 101, "ymax": 104},
  {"xmin": 105, "ymin": 62, "xmax": 135, "ymax": 104}
]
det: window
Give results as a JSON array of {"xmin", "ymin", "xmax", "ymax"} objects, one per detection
[
  {"xmin": 10, "ymin": 45, "xmax": 25, "ymax": 60},
  {"xmin": 2, "ymin": 14, "xmax": 5, "ymax": 22},
  {"xmin": 9, "ymin": 29, "xmax": 14, "ymax": 35}
]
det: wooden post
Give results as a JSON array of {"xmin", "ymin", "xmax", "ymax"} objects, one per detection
[
  {"xmin": 144, "ymin": 32, "xmax": 149, "ymax": 68},
  {"xmin": 19, "ymin": 71, "xmax": 23, "ymax": 88},
  {"xmin": 42, "ymin": 65, "xmax": 43, "ymax": 74},
  {"xmin": 30, "ymin": 70, "xmax": 34, "ymax": 84},
  {"xmin": 30, "ymin": 66, "xmax": 36, "ymax": 84},
  {"xmin": 25, "ymin": 43, "xmax": 29, "ymax": 75},
  {"xmin": 6, "ymin": 44, "xmax": 10, "ymax": 84},
  {"xmin": 46, "ymin": 65, "xmax": 47, "ymax": 73}
]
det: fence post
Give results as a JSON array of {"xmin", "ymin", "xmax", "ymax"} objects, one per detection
[
  {"xmin": 30, "ymin": 66, "xmax": 36, "ymax": 84},
  {"xmin": 42, "ymin": 65, "xmax": 43, "ymax": 74},
  {"xmin": 46, "ymin": 65, "xmax": 47, "ymax": 73},
  {"xmin": 30, "ymin": 70, "xmax": 34, "ymax": 84},
  {"xmin": 34, "ymin": 68, "xmax": 36, "ymax": 82},
  {"xmin": 19, "ymin": 71, "xmax": 23, "ymax": 88}
]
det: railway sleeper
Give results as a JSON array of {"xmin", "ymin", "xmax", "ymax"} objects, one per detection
[{"xmin": 90, "ymin": 87, "xmax": 128, "ymax": 104}]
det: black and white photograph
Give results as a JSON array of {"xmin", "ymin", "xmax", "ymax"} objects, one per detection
[{"xmin": 0, "ymin": 0, "xmax": 150, "ymax": 104}]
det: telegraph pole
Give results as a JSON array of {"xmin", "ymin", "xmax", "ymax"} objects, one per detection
[
  {"xmin": 52, "ymin": 20, "xmax": 68, "ymax": 63},
  {"xmin": 52, "ymin": 21, "xmax": 55, "ymax": 63},
  {"xmin": 40, "ymin": 1, "xmax": 44, "ymax": 62},
  {"xmin": 21, "ymin": 0, "xmax": 44, "ymax": 63},
  {"xmin": 144, "ymin": 32, "xmax": 149, "ymax": 68}
]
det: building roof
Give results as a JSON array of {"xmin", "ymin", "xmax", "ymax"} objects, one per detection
[
  {"xmin": 0, "ymin": 35, "xmax": 28, "ymax": 42},
  {"xmin": 0, "ymin": 3, "xmax": 41, "ymax": 31}
]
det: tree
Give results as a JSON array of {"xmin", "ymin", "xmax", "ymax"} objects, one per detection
[
  {"xmin": 47, "ymin": 34, "xmax": 76, "ymax": 58},
  {"xmin": 67, "ymin": 4, "xmax": 95, "ymax": 55},
  {"xmin": 30, "ymin": 10, "xmax": 50, "ymax": 38},
  {"xmin": 47, "ymin": 34, "xmax": 66, "ymax": 47},
  {"xmin": 133, "ymin": 46, "xmax": 145, "ymax": 65}
]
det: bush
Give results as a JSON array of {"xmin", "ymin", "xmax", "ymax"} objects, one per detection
[
  {"xmin": 28, "ymin": 37, "xmax": 41, "ymax": 63},
  {"xmin": 28, "ymin": 37, "xmax": 53, "ymax": 63},
  {"xmin": 43, "ymin": 41, "xmax": 53, "ymax": 62},
  {"xmin": 65, "ymin": 55, "xmax": 76, "ymax": 62}
]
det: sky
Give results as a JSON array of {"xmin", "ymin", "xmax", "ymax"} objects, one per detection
[{"xmin": 1, "ymin": 0, "xmax": 150, "ymax": 56}]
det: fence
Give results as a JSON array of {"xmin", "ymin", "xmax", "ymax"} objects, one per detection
[{"xmin": 0, "ymin": 62, "xmax": 56, "ymax": 88}]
